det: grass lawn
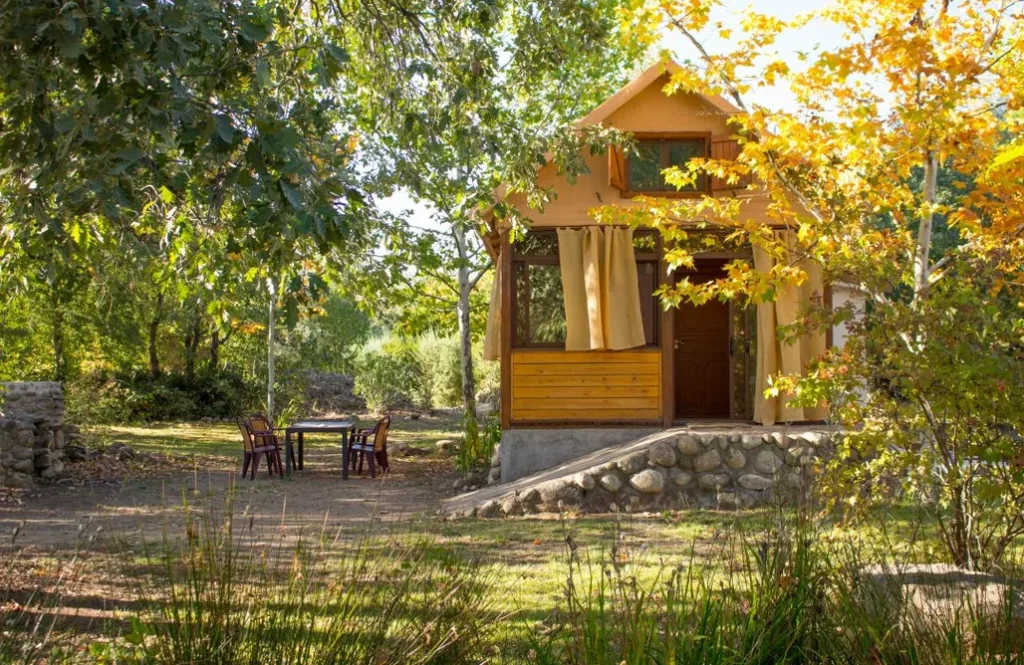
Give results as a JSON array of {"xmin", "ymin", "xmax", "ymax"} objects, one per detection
[
  {"xmin": 10, "ymin": 420, "xmax": 1023, "ymax": 663},
  {"xmin": 79, "ymin": 412, "xmax": 464, "ymax": 460}
]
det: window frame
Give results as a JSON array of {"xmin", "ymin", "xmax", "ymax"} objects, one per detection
[
  {"xmin": 621, "ymin": 132, "xmax": 712, "ymax": 199},
  {"xmin": 510, "ymin": 229, "xmax": 661, "ymax": 349}
]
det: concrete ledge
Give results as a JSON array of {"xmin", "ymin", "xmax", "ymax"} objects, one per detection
[{"xmin": 499, "ymin": 428, "xmax": 659, "ymax": 482}]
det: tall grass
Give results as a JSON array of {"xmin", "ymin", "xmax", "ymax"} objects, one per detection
[
  {"xmin": 3, "ymin": 501, "xmax": 1022, "ymax": 665},
  {"xmin": 115, "ymin": 495, "xmax": 503, "ymax": 665},
  {"xmin": 527, "ymin": 513, "xmax": 1024, "ymax": 665},
  {"xmin": 0, "ymin": 523, "xmax": 89, "ymax": 665}
]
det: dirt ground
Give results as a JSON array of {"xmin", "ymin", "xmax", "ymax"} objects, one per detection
[{"xmin": 1, "ymin": 445, "xmax": 461, "ymax": 552}]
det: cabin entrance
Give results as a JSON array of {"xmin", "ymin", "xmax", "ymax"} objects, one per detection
[{"xmin": 671, "ymin": 259, "xmax": 754, "ymax": 420}]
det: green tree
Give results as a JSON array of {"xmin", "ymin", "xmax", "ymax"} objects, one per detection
[
  {"xmin": 336, "ymin": 0, "xmax": 644, "ymax": 418},
  {"xmin": 0, "ymin": 0, "xmax": 376, "ymax": 389}
]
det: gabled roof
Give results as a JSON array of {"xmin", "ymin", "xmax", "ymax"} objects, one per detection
[{"xmin": 577, "ymin": 59, "xmax": 740, "ymax": 127}]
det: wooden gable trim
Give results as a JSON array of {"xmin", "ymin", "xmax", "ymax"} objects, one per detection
[{"xmin": 578, "ymin": 59, "xmax": 740, "ymax": 128}]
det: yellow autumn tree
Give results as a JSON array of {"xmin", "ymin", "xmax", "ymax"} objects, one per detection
[{"xmin": 601, "ymin": 0, "xmax": 1024, "ymax": 568}]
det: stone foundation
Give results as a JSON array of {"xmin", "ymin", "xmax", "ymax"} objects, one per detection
[
  {"xmin": 0, "ymin": 382, "xmax": 66, "ymax": 487},
  {"xmin": 444, "ymin": 425, "xmax": 835, "ymax": 518}
]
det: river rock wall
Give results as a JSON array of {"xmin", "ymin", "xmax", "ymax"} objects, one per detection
[
  {"xmin": 0, "ymin": 382, "xmax": 66, "ymax": 487},
  {"xmin": 445, "ymin": 427, "xmax": 834, "ymax": 518}
]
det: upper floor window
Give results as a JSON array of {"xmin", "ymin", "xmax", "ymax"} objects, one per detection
[{"xmin": 610, "ymin": 134, "xmax": 712, "ymax": 197}]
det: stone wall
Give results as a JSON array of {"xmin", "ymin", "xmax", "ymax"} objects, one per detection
[
  {"xmin": 445, "ymin": 427, "xmax": 833, "ymax": 518},
  {"xmin": 0, "ymin": 382, "xmax": 66, "ymax": 487}
]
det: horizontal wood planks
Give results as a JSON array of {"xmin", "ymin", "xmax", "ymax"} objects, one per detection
[{"xmin": 511, "ymin": 349, "xmax": 662, "ymax": 423}]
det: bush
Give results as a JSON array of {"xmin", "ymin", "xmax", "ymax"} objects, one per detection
[
  {"xmin": 355, "ymin": 333, "xmax": 502, "ymax": 412},
  {"xmin": 66, "ymin": 369, "xmax": 255, "ymax": 425},
  {"xmin": 353, "ymin": 338, "xmax": 428, "ymax": 412},
  {"xmin": 416, "ymin": 333, "xmax": 463, "ymax": 408},
  {"xmin": 457, "ymin": 413, "xmax": 500, "ymax": 472}
]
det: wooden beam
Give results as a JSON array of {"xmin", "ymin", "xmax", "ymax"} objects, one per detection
[
  {"xmin": 660, "ymin": 236, "xmax": 674, "ymax": 427},
  {"xmin": 824, "ymin": 282, "xmax": 834, "ymax": 348},
  {"xmin": 499, "ymin": 232, "xmax": 513, "ymax": 430}
]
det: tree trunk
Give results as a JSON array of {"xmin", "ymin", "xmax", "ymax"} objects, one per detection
[
  {"xmin": 267, "ymin": 280, "xmax": 277, "ymax": 422},
  {"xmin": 913, "ymin": 150, "xmax": 939, "ymax": 297},
  {"xmin": 149, "ymin": 293, "xmax": 163, "ymax": 378},
  {"xmin": 209, "ymin": 329, "xmax": 220, "ymax": 370},
  {"xmin": 453, "ymin": 224, "xmax": 477, "ymax": 420},
  {"xmin": 183, "ymin": 306, "xmax": 203, "ymax": 382},
  {"xmin": 50, "ymin": 285, "xmax": 67, "ymax": 383}
]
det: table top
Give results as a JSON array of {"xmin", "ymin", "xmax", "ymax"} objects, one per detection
[{"xmin": 286, "ymin": 419, "xmax": 356, "ymax": 432}]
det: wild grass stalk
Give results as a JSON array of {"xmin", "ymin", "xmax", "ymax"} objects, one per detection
[
  {"xmin": 527, "ymin": 510, "xmax": 1023, "ymax": 665},
  {"xmin": 118, "ymin": 493, "xmax": 503, "ymax": 665},
  {"xmin": 0, "ymin": 522, "xmax": 91, "ymax": 665}
]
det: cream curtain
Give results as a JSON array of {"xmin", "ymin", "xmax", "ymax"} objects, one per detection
[
  {"xmin": 557, "ymin": 226, "xmax": 647, "ymax": 351},
  {"xmin": 482, "ymin": 270, "xmax": 501, "ymax": 360},
  {"xmin": 752, "ymin": 231, "xmax": 827, "ymax": 425}
]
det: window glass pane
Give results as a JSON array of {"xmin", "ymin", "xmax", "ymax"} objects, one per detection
[
  {"xmin": 731, "ymin": 305, "xmax": 756, "ymax": 419},
  {"xmin": 628, "ymin": 142, "xmax": 662, "ymax": 191},
  {"xmin": 513, "ymin": 232, "xmax": 558, "ymax": 256},
  {"xmin": 637, "ymin": 261, "xmax": 658, "ymax": 345},
  {"xmin": 667, "ymin": 140, "xmax": 707, "ymax": 191},
  {"xmin": 514, "ymin": 264, "xmax": 530, "ymax": 345},
  {"xmin": 633, "ymin": 232, "xmax": 658, "ymax": 254},
  {"xmin": 527, "ymin": 264, "xmax": 566, "ymax": 343}
]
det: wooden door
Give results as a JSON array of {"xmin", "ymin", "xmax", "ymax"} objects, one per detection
[{"xmin": 673, "ymin": 271, "xmax": 731, "ymax": 419}]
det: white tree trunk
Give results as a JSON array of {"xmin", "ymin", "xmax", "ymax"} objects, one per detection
[
  {"xmin": 267, "ymin": 279, "xmax": 276, "ymax": 422},
  {"xmin": 913, "ymin": 150, "xmax": 939, "ymax": 298},
  {"xmin": 453, "ymin": 224, "xmax": 478, "ymax": 420}
]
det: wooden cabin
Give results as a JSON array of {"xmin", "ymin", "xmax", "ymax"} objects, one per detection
[{"xmin": 481, "ymin": 60, "xmax": 860, "ymax": 482}]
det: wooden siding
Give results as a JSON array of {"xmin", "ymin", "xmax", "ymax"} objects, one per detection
[{"xmin": 511, "ymin": 349, "xmax": 662, "ymax": 423}]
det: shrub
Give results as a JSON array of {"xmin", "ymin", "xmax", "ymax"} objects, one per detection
[
  {"xmin": 66, "ymin": 369, "xmax": 254, "ymax": 425},
  {"xmin": 416, "ymin": 333, "xmax": 463, "ymax": 408},
  {"xmin": 457, "ymin": 413, "xmax": 500, "ymax": 472},
  {"xmin": 353, "ymin": 338, "xmax": 428, "ymax": 412},
  {"xmin": 802, "ymin": 263, "xmax": 1024, "ymax": 569}
]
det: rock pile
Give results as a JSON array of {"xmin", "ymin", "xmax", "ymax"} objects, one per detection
[
  {"xmin": 1, "ymin": 382, "xmax": 67, "ymax": 487},
  {"xmin": 301, "ymin": 371, "xmax": 366, "ymax": 414},
  {"xmin": 447, "ymin": 428, "xmax": 832, "ymax": 518}
]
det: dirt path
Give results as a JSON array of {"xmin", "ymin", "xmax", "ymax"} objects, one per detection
[{"xmin": 1, "ymin": 449, "xmax": 460, "ymax": 552}]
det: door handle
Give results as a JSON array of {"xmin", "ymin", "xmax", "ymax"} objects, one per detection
[{"xmin": 673, "ymin": 340, "xmax": 682, "ymax": 350}]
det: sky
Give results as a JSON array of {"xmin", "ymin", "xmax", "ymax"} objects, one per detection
[{"xmin": 377, "ymin": 0, "xmax": 847, "ymax": 232}]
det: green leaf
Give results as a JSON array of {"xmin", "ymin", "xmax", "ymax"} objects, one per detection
[
  {"xmin": 214, "ymin": 115, "xmax": 234, "ymax": 143},
  {"xmin": 325, "ymin": 43, "xmax": 350, "ymax": 64},
  {"xmin": 279, "ymin": 181, "xmax": 302, "ymax": 209},
  {"xmin": 239, "ymin": 14, "xmax": 271, "ymax": 43},
  {"xmin": 255, "ymin": 59, "xmax": 270, "ymax": 87},
  {"xmin": 284, "ymin": 298, "xmax": 298, "ymax": 328},
  {"xmin": 112, "ymin": 147, "xmax": 145, "ymax": 173}
]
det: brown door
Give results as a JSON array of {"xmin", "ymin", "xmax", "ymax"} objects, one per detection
[{"xmin": 674, "ymin": 268, "xmax": 730, "ymax": 419}]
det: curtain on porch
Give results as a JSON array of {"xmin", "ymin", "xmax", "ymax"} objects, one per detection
[
  {"xmin": 483, "ymin": 270, "xmax": 501, "ymax": 360},
  {"xmin": 556, "ymin": 226, "xmax": 646, "ymax": 351},
  {"xmin": 752, "ymin": 230, "xmax": 827, "ymax": 426}
]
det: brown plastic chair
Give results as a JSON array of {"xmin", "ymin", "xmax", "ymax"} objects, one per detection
[
  {"xmin": 237, "ymin": 418, "xmax": 282, "ymax": 479},
  {"xmin": 247, "ymin": 413, "xmax": 296, "ymax": 474},
  {"xmin": 348, "ymin": 415, "xmax": 391, "ymax": 478}
]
